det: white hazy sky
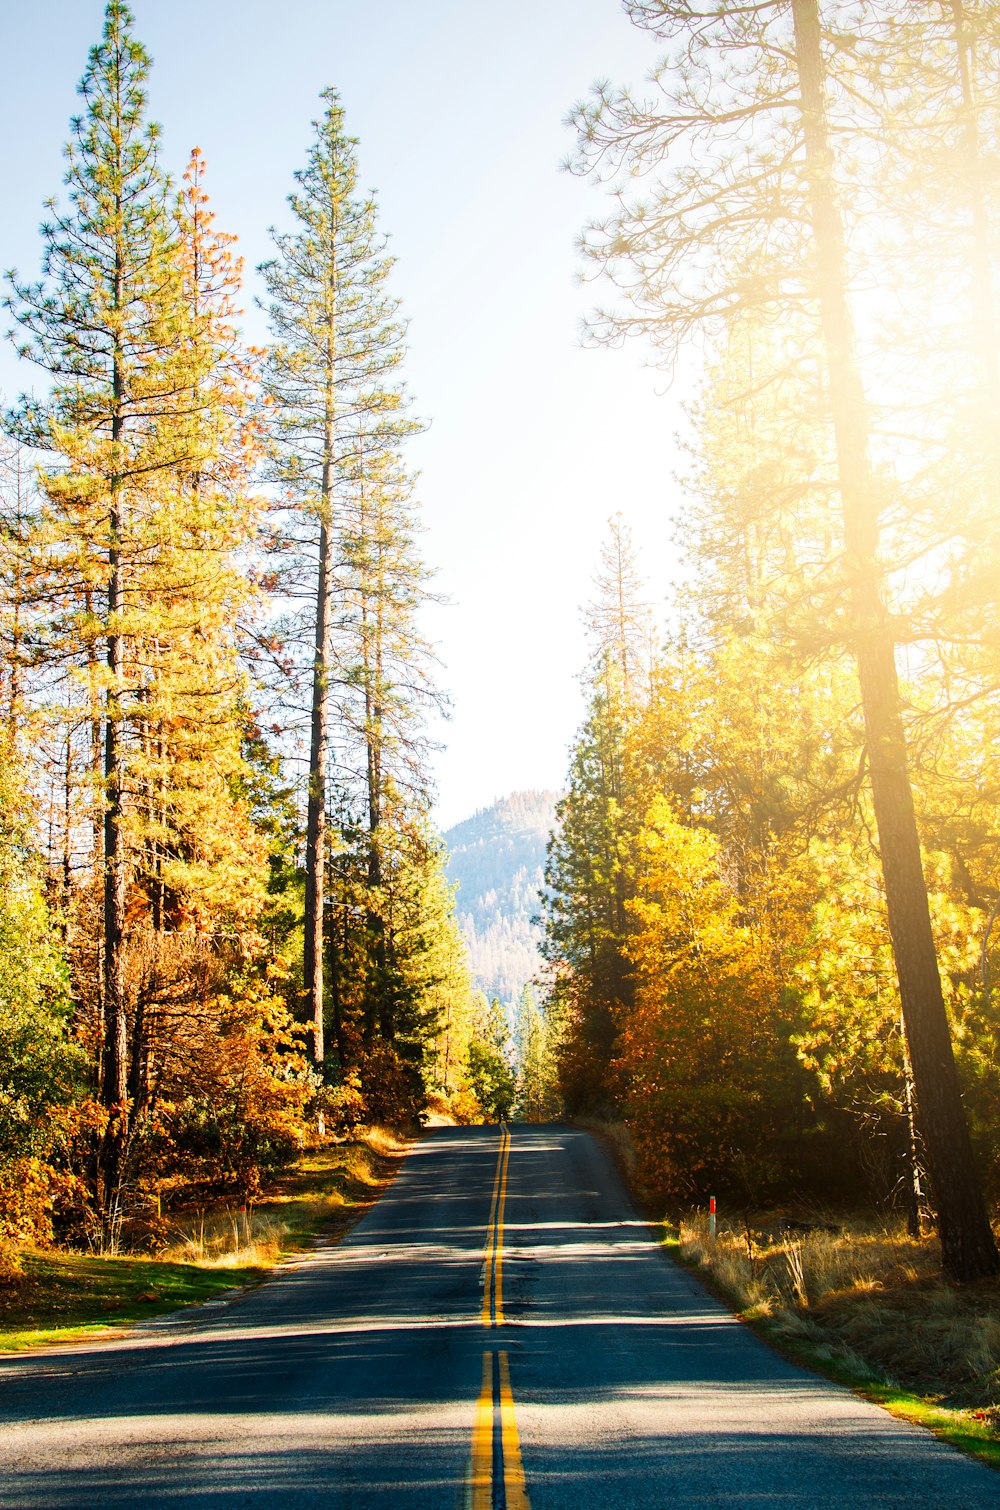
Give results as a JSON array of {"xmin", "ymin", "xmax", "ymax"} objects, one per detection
[{"xmin": 0, "ymin": 0, "xmax": 691, "ymax": 830}]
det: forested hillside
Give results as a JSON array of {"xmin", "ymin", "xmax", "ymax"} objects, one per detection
[{"xmin": 445, "ymin": 791, "xmax": 558, "ymax": 1004}]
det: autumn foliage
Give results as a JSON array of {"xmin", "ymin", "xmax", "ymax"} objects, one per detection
[{"xmin": 0, "ymin": 2, "xmax": 481, "ymax": 1260}]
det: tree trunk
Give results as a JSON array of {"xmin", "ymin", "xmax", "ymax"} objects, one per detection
[
  {"xmin": 303, "ymin": 497, "xmax": 333, "ymax": 1069},
  {"xmin": 901, "ymin": 1020, "xmax": 929, "ymax": 1239},
  {"xmin": 791, "ymin": 0, "xmax": 998, "ymax": 1282},
  {"xmin": 363, "ymin": 724, "xmax": 385, "ymax": 1044},
  {"xmin": 84, "ymin": 587, "xmax": 104, "ymax": 867},
  {"xmin": 62, "ymin": 731, "xmax": 72, "ymax": 932},
  {"xmin": 327, "ymin": 902, "xmax": 348, "ymax": 1070},
  {"xmin": 100, "ymin": 479, "xmax": 128, "ymax": 1251},
  {"xmin": 99, "ymin": 227, "xmax": 131, "ymax": 1251}
]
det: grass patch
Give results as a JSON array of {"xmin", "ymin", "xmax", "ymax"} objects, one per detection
[
  {"xmin": 0, "ymin": 1251, "xmax": 265, "ymax": 1353},
  {"xmin": 668, "ymin": 1213, "xmax": 1000, "ymax": 1472},
  {"xmin": 0, "ymin": 1127, "xmax": 407, "ymax": 1354}
]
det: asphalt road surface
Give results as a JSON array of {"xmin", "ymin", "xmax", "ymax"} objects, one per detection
[{"xmin": 0, "ymin": 1125, "xmax": 997, "ymax": 1508}]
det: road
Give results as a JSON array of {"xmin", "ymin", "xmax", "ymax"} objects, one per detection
[{"xmin": 0, "ymin": 1125, "xmax": 997, "ymax": 1508}]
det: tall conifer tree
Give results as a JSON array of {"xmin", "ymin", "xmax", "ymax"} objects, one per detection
[
  {"xmin": 543, "ymin": 519, "xmax": 649, "ymax": 1111},
  {"xmin": 6, "ymin": 7, "xmax": 267, "ymax": 1240},
  {"xmin": 261, "ymin": 91, "xmax": 410, "ymax": 1069},
  {"xmin": 337, "ymin": 447, "xmax": 440, "ymax": 1049},
  {"xmin": 5, "ymin": 1, "xmax": 186, "ymax": 1237}
]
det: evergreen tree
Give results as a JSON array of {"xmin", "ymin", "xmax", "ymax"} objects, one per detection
[
  {"xmin": 5, "ymin": 1, "xmax": 189, "ymax": 1238},
  {"xmin": 542, "ymin": 669, "xmax": 633, "ymax": 1112},
  {"xmin": 467, "ymin": 996, "xmax": 516, "ymax": 1123},
  {"xmin": 542, "ymin": 523, "xmax": 647, "ymax": 1112},
  {"xmin": 583, "ymin": 513, "xmax": 651, "ymax": 700},
  {"xmin": 515, "ymin": 985, "xmax": 561, "ymax": 1123},
  {"xmin": 336, "ymin": 447, "xmax": 442, "ymax": 1052},
  {"xmin": 261, "ymin": 90, "xmax": 411, "ymax": 1070},
  {"xmin": 5, "ymin": 6, "xmax": 273, "ymax": 1241},
  {"xmin": 0, "ymin": 745, "xmax": 81, "ymax": 1270},
  {"xmin": 0, "ymin": 440, "xmax": 38, "ymax": 734}
]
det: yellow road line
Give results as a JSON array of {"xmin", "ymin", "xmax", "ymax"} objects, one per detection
[
  {"xmin": 481, "ymin": 1127, "xmax": 504, "ymax": 1325},
  {"xmin": 482, "ymin": 1123, "xmax": 510, "ymax": 1328},
  {"xmin": 470, "ymin": 1130, "xmax": 531, "ymax": 1505},
  {"xmin": 466, "ymin": 1349, "xmax": 532, "ymax": 1510},
  {"xmin": 498, "ymin": 1350, "xmax": 530, "ymax": 1510},
  {"xmin": 469, "ymin": 1351, "xmax": 494, "ymax": 1510},
  {"xmin": 495, "ymin": 1126, "xmax": 510, "ymax": 1325}
]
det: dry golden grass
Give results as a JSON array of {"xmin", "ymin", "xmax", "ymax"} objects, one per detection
[
  {"xmin": 679, "ymin": 1212, "xmax": 1000, "ymax": 1410},
  {"xmin": 158, "ymin": 1125, "xmax": 407, "ymax": 1270},
  {"xmin": 0, "ymin": 1128, "xmax": 409, "ymax": 1354},
  {"xmin": 158, "ymin": 1208, "xmax": 288, "ymax": 1269}
]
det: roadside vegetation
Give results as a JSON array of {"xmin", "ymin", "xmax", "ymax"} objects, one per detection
[
  {"xmin": 542, "ymin": 1, "xmax": 1000, "ymax": 1295},
  {"xmin": 0, "ymin": 0, "xmax": 513, "ymax": 1280},
  {"xmin": 676, "ymin": 1211, "xmax": 1000, "ymax": 1469},
  {"xmin": 580, "ymin": 1115, "xmax": 1000, "ymax": 1467},
  {"xmin": 0, "ymin": 1128, "xmax": 405, "ymax": 1353}
]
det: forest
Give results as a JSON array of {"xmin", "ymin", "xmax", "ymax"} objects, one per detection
[
  {"xmin": 540, "ymin": 0, "xmax": 1000, "ymax": 1285},
  {"xmin": 0, "ymin": 1, "xmax": 511, "ymax": 1269},
  {"xmin": 3, "ymin": 0, "xmax": 1000, "ymax": 1308}
]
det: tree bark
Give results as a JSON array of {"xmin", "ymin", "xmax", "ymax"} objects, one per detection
[
  {"xmin": 99, "ymin": 215, "xmax": 130, "ymax": 1251},
  {"xmin": 791, "ymin": 0, "xmax": 998, "ymax": 1281},
  {"xmin": 100, "ymin": 468, "xmax": 128, "ymax": 1250},
  {"xmin": 303, "ymin": 258, "xmax": 338, "ymax": 1071},
  {"xmin": 363, "ymin": 665, "xmax": 385, "ymax": 1044},
  {"xmin": 303, "ymin": 494, "xmax": 332, "ymax": 1068}
]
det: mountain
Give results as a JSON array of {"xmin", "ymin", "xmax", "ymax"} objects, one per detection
[{"xmin": 444, "ymin": 790, "xmax": 560, "ymax": 1004}]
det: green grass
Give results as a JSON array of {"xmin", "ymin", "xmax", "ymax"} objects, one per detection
[
  {"xmin": 858, "ymin": 1385, "xmax": 1000, "ymax": 1471},
  {"xmin": 761, "ymin": 1314, "xmax": 1000, "ymax": 1472},
  {"xmin": 0, "ymin": 1251, "xmax": 266, "ymax": 1352},
  {"xmin": 0, "ymin": 1129, "xmax": 406, "ymax": 1354}
]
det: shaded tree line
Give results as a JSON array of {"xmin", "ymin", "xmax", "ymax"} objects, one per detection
[
  {"xmin": 0, "ymin": 2, "xmax": 478, "ymax": 1260},
  {"xmin": 544, "ymin": 0, "xmax": 1000, "ymax": 1282}
]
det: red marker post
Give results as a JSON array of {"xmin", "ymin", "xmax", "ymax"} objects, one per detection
[{"xmin": 709, "ymin": 1195, "xmax": 716, "ymax": 1242}]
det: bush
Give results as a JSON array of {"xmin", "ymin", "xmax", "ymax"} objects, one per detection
[
  {"xmin": 357, "ymin": 1043, "xmax": 425, "ymax": 1126},
  {"xmin": 466, "ymin": 1040, "xmax": 516, "ymax": 1122}
]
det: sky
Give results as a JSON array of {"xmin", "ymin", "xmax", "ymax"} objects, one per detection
[{"xmin": 0, "ymin": 0, "xmax": 691, "ymax": 830}]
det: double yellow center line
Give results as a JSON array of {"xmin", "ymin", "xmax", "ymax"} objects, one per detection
[
  {"xmin": 467, "ymin": 1123, "xmax": 531, "ymax": 1509},
  {"xmin": 482, "ymin": 1121, "xmax": 510, "ymax": 1328},
  {"xmin": 469, "ymin": 1348, "xmax": 530, "ymax": 1510}
]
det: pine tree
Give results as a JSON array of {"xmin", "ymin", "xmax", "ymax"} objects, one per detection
[
  {"xmin": 542, "ymin": 672, "xmax": 633, "ymax": 1113},
  {"xmin": 467, "ymin": 996, "xmax": 517, "ymax": 1123},
  {"xmin": 515, "ymin": 985, "xmax": 561, "ymax": 1123},
  {"xmin": 0, "ymin": 743, "xmax": 82, "ymax": 1268},
  {"xmin": 131, "ymin": 147, "xmax": 263, "ymax": 939},
  {"xmin": 336, "ymin": 445, "xmax": 441, "ymax": 1050},
  {"xmin": 5, "ymin": 6, "xmax": 272, "ymax": 1241},
  {"xmin": 261, "ymin": 90, "xmax": 411, "ymax": 1070},
  {"xmin": 542, "ymin": 523, "xmax": 651, "ymax": 1112},
  {"xmin": 791, "ymin": 0, "xmax": 997, "ymax": 1281},
  {"xmin": 5, "ymin": 1, "xmax": 189, "ymax": 1239},
  {"xmin": 0, "ymin": 440, "xmax": 39, "ymax": 735},
  {"xmin": 583, "ymin": 514, "xmax": 651, "ymax": 699}
]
